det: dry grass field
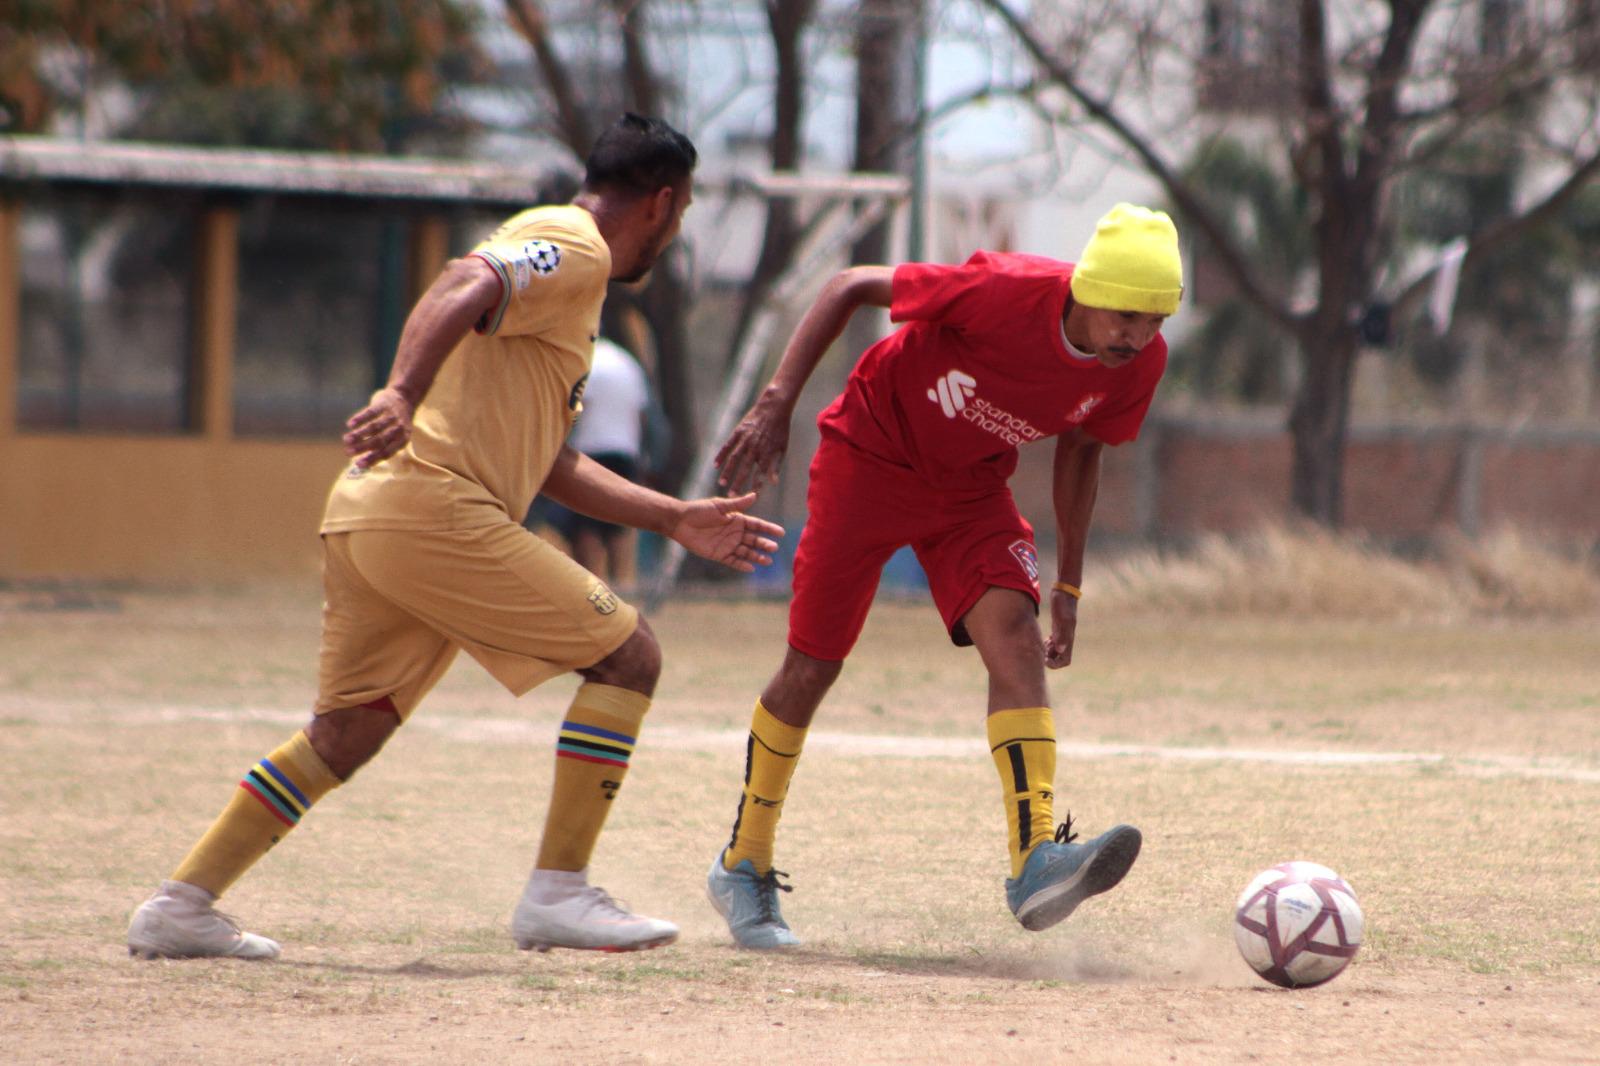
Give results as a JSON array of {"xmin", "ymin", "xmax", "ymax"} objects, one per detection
[{"xmin": 2, "ymin": 532, "xmax": 1598, "ymax": 1064}]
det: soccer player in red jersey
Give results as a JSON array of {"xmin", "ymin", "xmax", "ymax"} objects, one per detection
[{"xmin": 706, "ymin": 204, "xmax": 1183, "ymax": 948}]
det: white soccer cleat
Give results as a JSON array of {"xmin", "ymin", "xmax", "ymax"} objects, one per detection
[
  {"xmin": 511, "ymin": 882, "xmax": 678, "ymax": 953},
  {"xmin": 127, "ymin": 880, "xmax": 281, "ymax": 960}
]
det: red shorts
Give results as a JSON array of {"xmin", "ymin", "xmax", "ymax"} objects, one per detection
[{"xmin": 788, "ymin": 435, "xmax": 1040, "ymax": 661}]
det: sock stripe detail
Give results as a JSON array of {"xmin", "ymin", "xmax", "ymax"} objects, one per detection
[
  {"xmin": 556, "ymin": 720, "xmax": 635, "ymax": 767},
  {"xmin": 556, "ymin": 744, "xmax": 630, "ymax": 767},
  {"xmin": 258, "ymin": 757, "xmax": 311, "ymax": 808},
  {"xmin": 1005, "ymin": 743, "xmax": 1029, "ymax": 791},
  {"xmin": 751, "ymin": 732, "xmax": 803, "ymax": 759},
  {"xmin": 240, "ymin": 777, "xmax": 299, "ymax": 827},
  {"xmin": 240, "ymin": 759, "xmax": 311, "ymax": 822},
  {"xmin": 561, "ymin": 721, "xmax": 636, "ymax": 746},
  {"xmin": 990, "ymin": 735, "xmax": 1056, "ymax": 754}
]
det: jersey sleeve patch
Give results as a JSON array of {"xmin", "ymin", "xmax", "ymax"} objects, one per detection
[
  {"xmin": 513, "ymin": 239, "xmax": 563, "ymax": 284},
  {"xmin": 469, "ymin": 240, "xmax": 565, "ymax": 336}
]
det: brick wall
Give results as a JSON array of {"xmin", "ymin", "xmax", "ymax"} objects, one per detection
[{"xmin": 1010, "ymin": 417, "xmax": 1600, "ymax": 543}]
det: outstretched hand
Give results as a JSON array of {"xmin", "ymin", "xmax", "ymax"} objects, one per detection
[
  {"xmin": 1044, "ymin": 588, "xmax": 1079, "ymax": 669},
  {"xmin": 670, "ymin": 493, "xmax": 784, "ymax": 573},
  {"xmin": 715, "ymin": 391, "xmax": 792, "ymax": 494},
  {"xmin": 343, "ymin": 387, "xmax": 415, "ymax": 470}
]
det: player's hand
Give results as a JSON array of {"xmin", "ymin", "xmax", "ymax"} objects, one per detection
[
  {"xmin": 670, "ymin": 493, "xmax": 784, "ymax": 573},
  {"xmin": 715, "ymin": 389, "xmax": 792, "ymax": 494},
  {"xmin": 1044, "ymin": 588, "xmax": 1080, "ymax": 669},
  {"xmin": 343, "ymin": 387, "xmax": 414, "ymax": 470}
]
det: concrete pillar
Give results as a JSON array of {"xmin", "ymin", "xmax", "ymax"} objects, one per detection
[
  {"xmin": 1134, "ymin": 420, "xmax": 1163, "ymax": 539},
  {"xmin": 0, "ymin": 200, "xmax": 17, "ymax": 439},
  {"xmin": 190, "ymin": 205, "xmax": 238, "ymax": 440},
  {"xmin": 1456, "ymin": 427, "xmax": 1483, "ymax": 537},
  {"xmin": 408, "ymin": 215, "xmax": 450, "ymax": 302}
]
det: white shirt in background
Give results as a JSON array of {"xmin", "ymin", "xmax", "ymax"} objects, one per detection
[{"xmin": 570, "ymin": 337, "xmax": 649, "ymax": 458}]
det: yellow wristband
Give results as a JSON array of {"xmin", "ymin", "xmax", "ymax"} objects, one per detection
[{"xmin": 1051, "ymin": 581, "xmax": 1082, "ymax": 599}]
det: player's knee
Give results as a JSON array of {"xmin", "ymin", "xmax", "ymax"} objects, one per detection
[
  {"xmin": 583, "ymin": 618, "xmax": 661, "ymax": 695},
  {"xmin": 306, "ymin": 699, "xmax": 400, "ymax": 780},
  {"xmin": 774, "ymin": 648, "xmax": 843, "ymax": 699},
  {"xmin": 969, "ymin": 595, "xmax": 1044, "ymax": 654}
]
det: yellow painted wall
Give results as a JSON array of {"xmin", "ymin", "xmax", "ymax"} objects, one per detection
[
  {"xmin": 0, "ymin": 435, "xmax": 350, "ymax": 580},
  {"xmin": 0, "ymin": 200, "xmax": 453, "ymax": 583}
]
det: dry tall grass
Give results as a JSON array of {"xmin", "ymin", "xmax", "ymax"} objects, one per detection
[{"xmin": 1095, "ymin": 525, "xmax": 1600, "ymax": 619}]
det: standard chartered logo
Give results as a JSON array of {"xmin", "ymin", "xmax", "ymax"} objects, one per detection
[
  {"xmin": 927, "ymin": 367, "xmax": 1046, "ymax": 446},
  {"xmin": 928, "ymin": 369, "xmax": 977, "ymax": 417}
]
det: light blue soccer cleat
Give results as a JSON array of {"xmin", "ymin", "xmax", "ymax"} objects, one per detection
[
  {"xmin": 706, "ymin": 851, "xmax": 801, "ymax": 949},
  {"xmin": 1005, "ymin": 818, "xmax": 1143, "ymax": 932}
]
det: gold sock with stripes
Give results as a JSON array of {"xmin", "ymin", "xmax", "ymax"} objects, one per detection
[
  {"xmin": 987, "ymin": 707, "xmax": 1058, "ymax": 878},
  {"xmin": 170, "ymin": 729, "xmax": 342, "ymax": 897},
  {"xmin": 535, "ymin": 683, "xmax": 651, "ymax": 872},
  {"xmin": 722, "ymin": 699, "xmax": 808, "ymax": 874}
]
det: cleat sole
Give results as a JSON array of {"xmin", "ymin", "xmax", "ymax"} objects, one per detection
[
  {"xmin": 1016, "ymin": 826, "xmax": 1142, "ymax": 932},
  {"xmin": 516, "ymin": 932, "xmax": 677, "ymax": 954}
]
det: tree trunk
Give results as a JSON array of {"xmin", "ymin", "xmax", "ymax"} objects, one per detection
[
  {"xmin": 634, "ymin": 261, "xmax": 696, "ymax": 494},
  {"xmin": 845, "ymin": 0, "xmax": 919, "ymax": 359},
  {"xmin": 1287, "ymin": 325, "xmax": 1358, "ymax": 526},
  {"xmin": 719, "ymin": 0, "xmax": 815, "ymax": 375},
  {"xmin": 850, "ymin": 0, "xmax": 919, "ymax": 266}
]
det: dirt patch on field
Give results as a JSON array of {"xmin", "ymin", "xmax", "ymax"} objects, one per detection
[{"xmin": 5, "ymin": 941, "xmax": 1598, "ymax": 1065}]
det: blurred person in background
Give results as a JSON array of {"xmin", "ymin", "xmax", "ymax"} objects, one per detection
[{"xmin": 528, "ymin": 335, "xmax": 658, "ymax": 591}]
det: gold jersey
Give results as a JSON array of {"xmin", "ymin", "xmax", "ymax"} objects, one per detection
[{"xmin": 322, "ymin": 205, "xmax": 610, "ymax": 533}]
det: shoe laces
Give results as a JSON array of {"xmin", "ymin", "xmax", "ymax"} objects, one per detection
[
  {"xmin": 170, "ymin": 894, "xmax": 244, "ymax": 935},
  {"xmin": 749, "ymin": 868, "xmax": 793, "ymax": 924},
  {"xmin": 212, "ymin": 909, "xmax": 245, "ymax": 933},
  {"xmin": 577, "ymin": 885, "xmax": 638, "ymax": 920},
  {"xmin": 1054, "ymin": 814, "xmax": 1079, "ymax": 845}
]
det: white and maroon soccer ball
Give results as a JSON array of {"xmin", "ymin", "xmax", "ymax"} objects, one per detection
[{"xmin": 1233, "ymin": 861, "xmax": 1363, "ymax": 988}]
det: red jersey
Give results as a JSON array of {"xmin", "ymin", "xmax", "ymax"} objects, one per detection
[{"xmin": 816, "ymin": 251, "xmax": 1166, "ymax": 489}]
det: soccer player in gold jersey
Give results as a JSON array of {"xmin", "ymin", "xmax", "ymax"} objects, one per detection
[{"xmin": 128, "ymin": 114, "xmax": 783, "ymax": 959}]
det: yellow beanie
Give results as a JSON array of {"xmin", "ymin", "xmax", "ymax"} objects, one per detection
[{"xmin": 1069, "ymin": 203, "xmax": 1183, "ymax": 315}]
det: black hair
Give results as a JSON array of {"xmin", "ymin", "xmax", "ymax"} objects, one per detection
[{"xmin": 581, "ymin": 113, "xmax": 698, "ymax": 197}]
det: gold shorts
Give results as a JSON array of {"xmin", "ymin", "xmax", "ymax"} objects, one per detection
[{"xmin": 316, "ymin": 523, "xmax": 639, "ymax": 719}]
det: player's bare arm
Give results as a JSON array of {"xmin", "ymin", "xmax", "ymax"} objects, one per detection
[
  {"xmin": 1045, "ymin": 428, "xmax": 1105, "ymax": 670},
  {"xmin": 543, "ymin": 445, "xmax": 784, "ymax": 573},
  {"xmin": 342, "ymin": 256, "xmax": 503, "ymax": 469},
  {"xmin": 715, "ymin": 265, "xmax": 894, "ymax": 493}
]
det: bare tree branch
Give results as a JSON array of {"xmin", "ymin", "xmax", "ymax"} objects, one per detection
[
  {"xmin": 1297, "ymin": 0, "xmax": 1345, "ymax": 198},
  {"xmin": 976, "ymin": 0, "xmax": 1300, "ymax": 335},
  {"xmin": 612, "ymin": 0, "xmax": 663, "ymax": 115},
  {"xmin": 503, "ymin": 0, "xmax": 593, "ymax": 153},
  {"xmin": 1351, "ymin": 0, "xmax": 1431, "ymax": 198},
  {"xmin": 1390, "ymin": 146, "xmax": 1600, "ymax": 322}
]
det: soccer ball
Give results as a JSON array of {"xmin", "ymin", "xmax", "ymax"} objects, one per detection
[{"xmin": 1233, "ymin": 861, "xmax": 1363, "ymax": 988}]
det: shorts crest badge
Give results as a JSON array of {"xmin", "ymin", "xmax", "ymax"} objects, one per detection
[
  {"xmin": 1008, "ymin": 539, "xmax": 1040, "ymax": 584},
  {"xmin": 587, "ymin": 583, "xmax": 618, "ymax": 616}
]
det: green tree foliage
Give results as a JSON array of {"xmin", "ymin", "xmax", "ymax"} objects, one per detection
[{"xmin": 0, "ymin": 0, "xmax": 482, "ymax": 151}]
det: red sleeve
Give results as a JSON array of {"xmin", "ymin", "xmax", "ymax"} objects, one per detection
[
  {"xmin": 890, "ymin": 253, "xmax": 999, "ymax": 330},
  {"xmin": 1083, "ymin": 341, "xmax": 1168, "ymax": 445}
]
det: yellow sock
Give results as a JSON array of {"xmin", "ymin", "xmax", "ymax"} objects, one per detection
[
  {"xmin": 535, "ymin": 683, "xmax": 650, "ymax": 872},
  {"xmin": 171, "ymin": 729, "xmax": 342, "ymax": 897},
  {"xmin": 722, "ymin": 699, "xmax": 808, "ymax": 874},
  {"xmin": 988, "ymin": 707, "xmax": 1057, "ymax": 877}
]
